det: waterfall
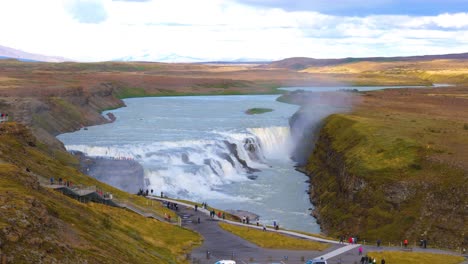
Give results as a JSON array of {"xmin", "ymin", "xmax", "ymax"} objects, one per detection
[
  {"xmin": 248, "ymin": 126, "xmax": 292, "ymax": 160},
  {"xmin": 65, "ymin": 126, "xmax": 292, "ymax": 200}
]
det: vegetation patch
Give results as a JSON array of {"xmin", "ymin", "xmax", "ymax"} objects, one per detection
[
  {"xmin": 245, "ymin": 108, "xmax": 273, "ymax": 115},
  {"xmin": 367, "ymin": 251, "xmax": 464, "ymax": 264},
  {"xmin": 114, "ymin": 87, "xmax": 149, "ymax": 99},
  {"xmin": 0, "ymin": 123, "xmax": 202, "ymax": 263},
  {"xmin": 218, "ymin": 222, "xmax": 329, "ymax": 251}
]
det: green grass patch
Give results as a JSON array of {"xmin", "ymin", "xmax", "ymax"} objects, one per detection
[
  {"xmin": 218, "ymin": 222, "xmax": 329, "ymax": 251},
  {"xmin": 114, "ymin": 87, "xmax": 149, "ymax": 99},
  {"xmin": 245, "ymin": 108, "xmax": 274, "ymax": 115},
  {"xmin": 367, "ymin": 251, "xmax": 465, "ymax": 264},
  {"xmin": 322, "ymin": 114, "xmax": 421, "ymax": 181}
]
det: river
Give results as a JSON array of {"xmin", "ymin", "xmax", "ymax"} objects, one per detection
[{"xmin": 57, "ymin": 86, "xmax": 429, "ymax": 233}]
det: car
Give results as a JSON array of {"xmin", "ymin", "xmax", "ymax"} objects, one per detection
[
  {"xmin": 214, "ymin": 260, "xmax": 236, "ymax": 264},
  {"xmin": 305, "ymin": 257, "xmax": 328, "ymax": 264}
]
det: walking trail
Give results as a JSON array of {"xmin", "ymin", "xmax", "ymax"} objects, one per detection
[
  {"xmin": 149, "ymin": 196, "xmax": 467, "ymax": 264},
  {"xmin": 42, "ymin": 182, "xmax": 466, "ymax": 264}
]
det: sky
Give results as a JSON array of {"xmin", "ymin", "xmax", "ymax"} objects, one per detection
[{"xmin": 0, "ymin": 0, "xmax": 467, "ymax": 62}]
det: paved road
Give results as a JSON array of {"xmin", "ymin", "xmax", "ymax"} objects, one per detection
[
  {"xmin": 149, "ymin": 197, "xmax": 467, "ymax": 264},
  {"xmin": 149, "ymin": 197, "xmax": 346, "ymax": 264}
]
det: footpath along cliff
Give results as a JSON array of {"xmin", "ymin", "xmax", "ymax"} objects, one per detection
[{"xmin": 287, "ymin": 88, "xmax": 468, "ymax": 249}]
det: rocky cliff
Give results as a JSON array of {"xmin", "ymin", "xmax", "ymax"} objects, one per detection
[
  {"xmin": 301, "ymin": 112, "xmax": 467, "ymax": 249},
  {"xmin": 0, "ymin": 83, "xmax": 124, "ymax": 150},
  {"xmin": 287, "ymin": 87, "xmax": 468, "ymax": 249}
]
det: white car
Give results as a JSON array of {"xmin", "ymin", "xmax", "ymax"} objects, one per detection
[
  {"xmin": 305, "ymin": 258, "xmax": 327, "ymax": 264},
  {"xmin": 214, "ymin": 260, "xmax": 236, "ymax": 264}
]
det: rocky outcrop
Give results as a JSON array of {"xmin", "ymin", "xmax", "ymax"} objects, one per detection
[{"xmin": 0, "ymin": 83, "xmax": 124, "ymax": 151}]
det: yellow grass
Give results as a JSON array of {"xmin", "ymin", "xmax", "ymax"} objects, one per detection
[
  {"xmin": 368, "ymin": 251, "xmax": 465, "ymax": 264},
  {"xmin": 218, "ymin": 222, "xmax": 329, "ymax": 251}
]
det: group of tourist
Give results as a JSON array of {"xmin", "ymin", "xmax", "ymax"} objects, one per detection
[
  {"xmin": 49, "ymin": 177, "xmax": 73, "ymax": 187},
  {"xmin": 166, "ymin": 201, "xmax": 179, "ymax": 211},
  {"xmin": 360, "ymin": 255, "xmax": 384, "ymax": 264},
  {"xmin": 136, "ymin": 188, "xmax": 154, "ymax": 196},
  {"xmin": 339, "ymin": 235, "xmax": 360, "ymax": 244}
]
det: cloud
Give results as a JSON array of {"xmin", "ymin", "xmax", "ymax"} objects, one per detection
[
  {"xmin": 0, "ymin": 0, "xmax": 466, "ymax": 61},
  {"xmin": 65, "ymin": 0, "xmax": 108, "ymax": 24},
  {"xmin": 235, "ymin": 0, "xmax": 468, "ymax": 16}
]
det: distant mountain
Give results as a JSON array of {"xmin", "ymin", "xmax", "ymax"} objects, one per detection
[
  {"xmin": 115, "ymin": 53, "xmax": 206, "ymax": 63},
  {"xmin": 115, "ymin": 53, "xmax": 271, "ymax": 64},
  {"xmin": 0, "ymin": 45, "xmax": 71, "ymax": 62},
  {"xmin": 270, "ymin": 52, "xmax": 468, "ymax": 70}
]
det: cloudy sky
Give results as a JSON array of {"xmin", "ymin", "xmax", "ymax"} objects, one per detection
[{"xmin": 0, "ymin": 0, "xmax": 467, "ymax": 61}]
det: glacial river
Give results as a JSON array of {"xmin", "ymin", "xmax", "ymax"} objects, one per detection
[{"xmin": 57, "ymin": 86, "xmax": 428, "ymax": 233}]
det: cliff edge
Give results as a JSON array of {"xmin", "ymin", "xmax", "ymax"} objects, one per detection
[{"xmin": 300, "ymin": 87, "xmax": 468, "ymax": 249}]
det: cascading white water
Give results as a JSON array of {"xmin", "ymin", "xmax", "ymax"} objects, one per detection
[
  {"xmin": 65, "ymin": 126, "xmax": 292, "ymax": 200},
  {"xmin": 248, "ymin": 126, "xmax": 292, "ymax": 159}
]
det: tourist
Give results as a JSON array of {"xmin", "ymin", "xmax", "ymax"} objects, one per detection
[
  {"xmin": 377, "ymin": 239, "xmax": 381, "ymax": 247},
  {"xmin": 339, "ymin": 235, "xmax": 344, "ymax": 244},
  {"xmin": 358, "ymin": 245, "xmax": 363, "ymax": 255},
  {"xmin": 222, "ymin": 212, "xmax": 225, "ymax": 219},
  {"xmin": 360, "ymin": 256, "xmax": 365, "ymax": 264},
  {"xmin": 381, "ymin": 258, "xmax": 385, "ymax": 264},
  {"xmin": 404, "ymin": 239, "xmax": 408, "ymax": 248},
  {"xmin": 262, "ymin": 224, "xmax": 266, "ymax": 231},
  {"xmin": 50, "ymin": 177, "xmax": 54, "ymax": 185},
  {"xmin": 194, "ymin": 204, "xmax": 198, "ymax": 211}
]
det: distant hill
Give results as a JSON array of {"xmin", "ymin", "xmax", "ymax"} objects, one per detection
[
  {"xmin": 270, "ymin": 52, "xmax": 468, "ymax": 70},
  {"xmin": 0, "ymin": 45, "xmax": 71, "ymax": 62},
  {"xmin": 115, "ymin": 52, "xmax": 271, "ymax": 64}
]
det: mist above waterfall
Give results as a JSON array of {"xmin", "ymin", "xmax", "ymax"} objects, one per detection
[{"xmin": 288, "ymin": 91, "xmax": 360, "ymax": 165}]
